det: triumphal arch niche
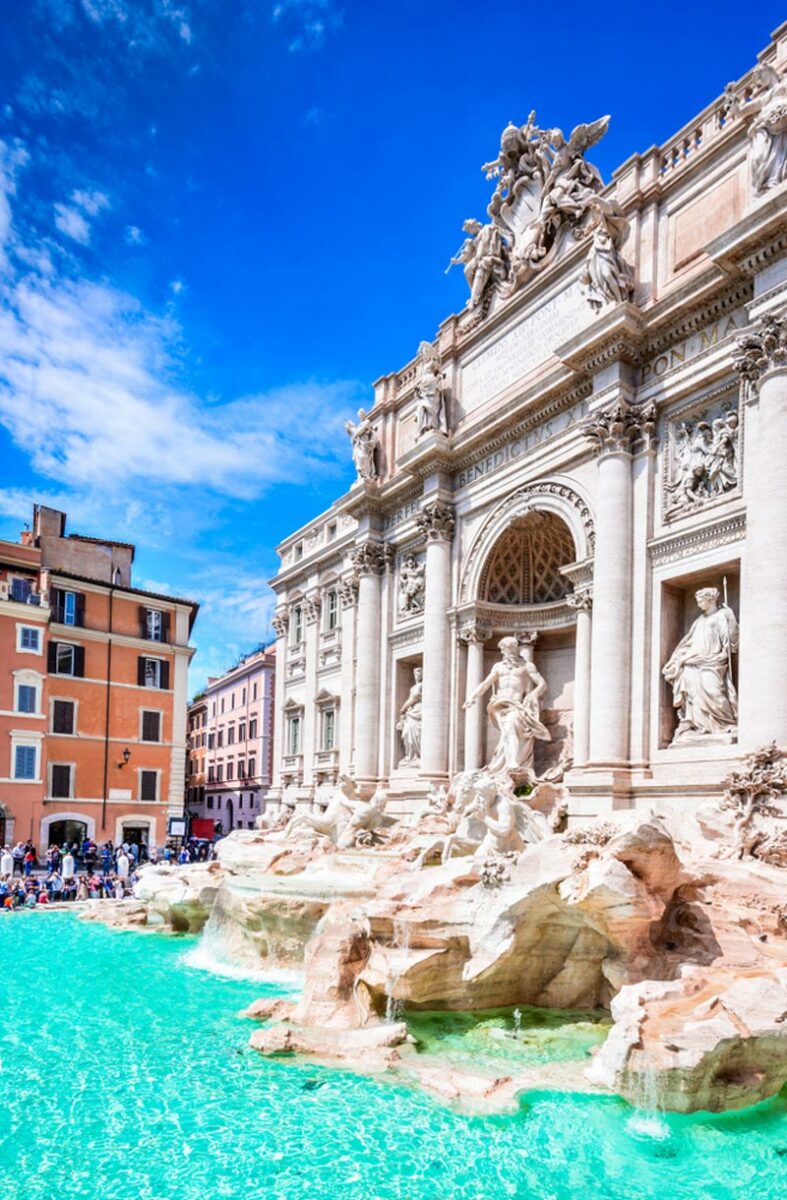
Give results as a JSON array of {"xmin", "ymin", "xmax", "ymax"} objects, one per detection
[
  {"xmin": 456, "ymin": 484, "xmax": 594, "ymax": 783},
  {"xmin": 269, "ymin": 23, "xmax": 787, "ymax": 820}
]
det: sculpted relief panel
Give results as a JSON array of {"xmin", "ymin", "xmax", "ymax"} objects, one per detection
[{"xmin": 663, "ymin": 398, "xmax": 740, "ymax": 518}]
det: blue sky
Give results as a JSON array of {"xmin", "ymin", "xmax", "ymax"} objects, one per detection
[{"xmin": 0, "ymin": 1, "xmax": 782, "ymax": 693}]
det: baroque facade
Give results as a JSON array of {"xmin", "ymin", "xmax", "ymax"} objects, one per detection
[{"xmin": 268, "ymin": 24, "xmax": 787, "ymax": 821}]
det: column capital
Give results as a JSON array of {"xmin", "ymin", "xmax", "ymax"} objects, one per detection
[
  {"xmin": 457, "ymin": 622, "xmax": 490, "ymax": 646},
  {"xmin": 582, "ymin": 398, "xmax": 657, "ymax": 456},
  {"xmin": 303, "ymin": 592, "xmax": 322, "ymax": 624},
  {"xmin": 734, "ymin": 306, "xmax": 787, "ymax": 396},
  {"xmin": 351, "ymin": 540, "xmax": 389, "ymax": 576},
  {"xmin": 338, "ymin": 576, "xmax": 359, "ymax": 609},
  {"xmin": 416, "ymin": 499, "xmax": 455, "ymax": 542},
  {"xmin": 567, "ymin": 586, "xmax": 593, "ymax": 612},
  {"xmin": 271, "ymin": 608, "xmax": 289, "ymax": 638}
]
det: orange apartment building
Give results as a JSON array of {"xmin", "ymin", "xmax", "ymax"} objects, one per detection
[{"xmin": 0, "ymin": 505, "xmax": 198, "ymax": 851}]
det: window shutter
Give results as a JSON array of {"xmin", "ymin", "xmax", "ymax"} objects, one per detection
[
  {"xmin": 51, "ymin": 764, "xmax": 71, "ymax": 798},
  {"xmin": 50, "ymin": 588, "xmax": 62, "ymax": 621},
  {"xmin": 138, "ymin": 657, "xmax": 147, "ymax": 686},
  {"xmin": 74, "ymin": 646, "xmax": 85, "ymax": 678},
  {"xmin": 75, "ymin": 593, "xmax": 86, "ymax": 627},
  {"xmin": 139, "ymin": 605, "xmax": 148, "ymax": 638},
  {"xmin": 161, "ymin": 613, "xmax": 171, "ymax": 643},
  {"xmin": 161, "ymin": 660, "xmax": 170, "ymax": 690},
  {"xmin": 48, "ymin": 641, "xmax": 58, "ymax": 672}
]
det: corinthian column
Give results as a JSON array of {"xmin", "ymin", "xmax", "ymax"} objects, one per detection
[
  {"xmin": 351, "ymin": 541, "xmax": 387, "ymax": 784},
  {"xmin": 583, "ymin": 400, "xmax": 655, "ymax": 766},
  {"xmin": 460, "ymin": 624, "xmax": 487, "ymax": 770},
  {"xmin": 338, "ymin": 576, "xmax": 358, "ymax": 776},
  {"xmin": 270, "ymin": 606, "xmax": 289, "ymax": 796},
  {"xmin": 416, "ymin": 500, "xmax": 455, "ymax": 778},
  {"xmin": 734, "ymin": 310, "xmax": 787, "ymax": 749},
  {"xmin": 566, "ymin": 588, "xmax": 593, "ymax": 768},
  {"xmin": 301, "ymin": 592, "xmax": 321, "ymax": 787}
]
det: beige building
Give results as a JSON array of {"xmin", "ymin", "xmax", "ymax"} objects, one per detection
[{"xmin": 267, "ymin": 25, "xmax": 787, "ymax": 821}]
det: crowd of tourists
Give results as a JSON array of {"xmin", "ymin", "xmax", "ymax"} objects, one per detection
[{"xmin": 0, "ymin": 835, "xmax": 216, "ymax": 911}]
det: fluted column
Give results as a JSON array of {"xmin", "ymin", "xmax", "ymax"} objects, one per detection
[
  {"xmin": 584, "ymin": 400, "xmax": 655, "ymax": 766},
  {"xmin": 270, "ymin": 607, "xmax": 289, "ymax": 796},
  {"xmin": 567, "ymin": 588, "xmax": 593, "ymax": 767},
  {"xmin": 301, "ymin": 592, "xmax": 321, "ymax": 787},
  {"xmin": 416, "ymin": 501, "xmax": 455, "ymax": 777},
  {"xmin": 460, "ymin": 625, "xmax": 487, "ymax": 770},
  {"xmin": 338, "ymin": 576, "xmax": 358, "ymax": 776},
  {"xmin": 735, "ymin": 310, "xmax": 787, "ymax": 749},
  {"xmin": 351, "ymin": 541, "xmax": 387, "ymax": 783}
]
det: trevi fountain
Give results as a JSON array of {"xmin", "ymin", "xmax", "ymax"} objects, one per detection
[{"xmin": 12, "ymin": 21, "xmax": 787, "ymax": 1200}]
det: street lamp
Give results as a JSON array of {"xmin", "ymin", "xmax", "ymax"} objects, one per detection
[{"xmin": 118, "ymin": 747, "xmax": 131, "ymax": 768}]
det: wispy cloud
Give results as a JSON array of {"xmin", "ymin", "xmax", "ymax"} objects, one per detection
[
  {"xmin": 53, "ymin": 188, "xmax": 110, "ymax": 244},
  {"xmin": 270, "ymin": 0, "xmax": 342, "ymax": 52}
]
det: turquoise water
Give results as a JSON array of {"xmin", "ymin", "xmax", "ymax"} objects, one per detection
[{"xmin": 1, "ymin": 913, "xmax": 785, "ymax": 1200}]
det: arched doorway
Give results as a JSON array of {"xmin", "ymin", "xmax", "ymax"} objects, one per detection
[
  {"xmin": 464, "ymin": 510, "xmax": 580, "ymax": 776},
  {"xmin": 48, "ymin": 818, "xmax": 88, "ymax": 848}
]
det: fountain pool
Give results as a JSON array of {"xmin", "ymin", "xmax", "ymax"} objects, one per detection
[{"xmin": 0, "ymin": 913, "xmax": 785, "ymax": 1200}]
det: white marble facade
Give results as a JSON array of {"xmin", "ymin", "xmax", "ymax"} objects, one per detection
[{"xmin": 268, "ymin": 24, "xmax": 787, "ymax": 821}]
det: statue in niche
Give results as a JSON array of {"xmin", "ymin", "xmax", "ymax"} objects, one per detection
[
  {"xmin": 666, "ymin": 411, "xmax": 739, "ymax": 512},
  {"xmin": 397, "ymin": 667, "xmax": 423, "ymax": 764},
  {"xmin": 445, "ymin": 218, "xmax": 507, "ymax": 313},
  {"xmin": 344, "ymin": 408, "xmax": 379, "ymax": 481},
  {"xmin": 398, "ymin": 553, "xmax": 425, "ymax": 614},
  {"xmin": 579, "ymin": 196, "xmax": 635, "ymax": 310},
  {"xmin": 463, "ymin": 636, "xmax": 550, "ymax": 776},
  {"xmin": 662, "ymin": 587, "xmax": 739, "ymax": 743},
  {"xmin": 414, "ymin": 342, "xmax": 448, "ymax": 438}
]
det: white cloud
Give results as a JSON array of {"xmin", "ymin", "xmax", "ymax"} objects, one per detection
[
  {"xmin": 169, "ymin": 277, "xmax": 185, "ymax": 295},
  {"xmin": 72, "ymin": 188, "xmax": 110, "ymax": 216},
  {"xmin": 0, "ymin": 138, "xmax": 362, "ymax": 512},
  {"xmin": 125, "ymin": 224, "xmax": 145, "ymax": 245},
  {"xmin": 269, "ymin": 0, "xmax": 341, "ymax": 52},
  {"xmin": 53, "ymin": 203, "xmax": 91, "ymax": 243}
]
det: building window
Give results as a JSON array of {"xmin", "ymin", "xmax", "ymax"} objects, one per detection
[
  {"xmin": 52, "ymin": 588, "xmax": 83, "ymax": 627},
  {"xmin": 211, "ymin": 702, "xmax": 216, "ymax": 717},
  {"xmin": 327, "ymin": 521, "xmax": 337, "ymax": 540},
  {"xmin": 11, "ymin": 577, "xmax": 33, "ymax": 603},
  {"xmin": 207, "ymin": 795, "xmax": 214, "ymax": 810},
  {"xmin": 207, "ymin": 765, "xmax": 215, "ymax": 783},
  {"xmin": 287, "ymin": 715, "xmax": 301, "ymax": 756},
  {"xmin": 216, "ymin": 764, "xmax": 224, "ymax": 783},
  {"xmin": 220, "ymin": 697, "xmax": 225, "ymax": 714},
  {"xmin": 18, "ymin": 626, "xmax": 41, "ymax": 653},
  {"xmin": 238, "ymin": 721, "xmax": 246, "ymax": 742},
  {"xmin": 17, "ymin": 684, "xmax": 37, "ymax": 714},
  {"xmin": 237, "ymin": 759, "xmax": 245, "ymax": 780},
  {"xmin": 227, "ymin": 725, "xmax": 235, "ymax": 745},
  {"xmin": 291, "ymin": 605, "xmax": 303, "ymax": 645},
  {"xmin": 248, "ymin": 756, "xmax": 256, "ymax": 779},
  {"xmin": 48, "ymin": 642, "xmax": 84, "ymax": 678},
  {"xmin": 242, "ymin": 688, "xmax": 246, "ymax": 705},
  {"xmin": 226, "ymin": 760, "xmax": 234, "ymax": 781},
  {"xmin": 322, "ymin": 708, "xmax": 336, "ymax": 751},
  {"xmin": 253, "ymin": 682, "xmax": 258, "ymax": 700},
  {"xmin": 14, "ymin": 745, "xmax": 37, "ymax": 780},
  {"xmin": 208, "ymin": 732, "xmax": 215, "ymax": 750},
  {"xmin": 326, "ymin": 590, "xmax": 338, "ymax": 632},
  {"xmin": 51, "ymin": 764, "xmax": 72, "ymax": 799},
  {"xmin": 140, "ymin": 771, "xmax": 158, "ymax": 802},
  {"xmin": 139, "ymin": 657, "xmax": 169, "ymax": 689},
  {"xmin": 249, "ymin": 718, "xmax": 257, "ymax": 740},
  {"xmin": 145, "ymin": 609, "xmax": 163, "ymax": 641},
  {"xmin": 52, "ymin": 699, "xmax": 75, "ymax": 735},
  {"xmin": 141, "ymin": 711, "xmax": 162, "ymax": 742},
  {"xmin": 217, "ymin": 729, "xmax": 224, "ymax": 748}
]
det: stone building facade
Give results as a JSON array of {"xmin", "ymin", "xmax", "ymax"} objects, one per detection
[
  {"xmin": 268, "ymin": 24, "xmax": 787, "ymax": 821},
  {"xmin": 0, "ymin": 505, "xmax": 198, "ymax": 848}
]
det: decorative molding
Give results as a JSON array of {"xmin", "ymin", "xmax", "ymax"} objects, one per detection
[
  {"xmin": 452, "ymin": 383, "xmax": 591, "ymax": 478},
  {"xmin": 271, "ymin": 609, "xmax": 289, "ymax": 639},
  {"xmin": 303, "ymin": 594, "xmax": 322, "ymax": 625},
  {"xmin": 457, "ymin": 622, "xmax": 491, "ymax": 646},
  {"xmin": 582, "ymin": 398, "xmax": 657, "ymax": 455},
  {"xmin": 648, "ymin": 512, "xmax": 746, "ymax": 566},
  {"xmin": 389, "ymin": 624, "xmax": 425, "ymax": 650},
  {"xmin": 734, "ymin": 306, "xmax": 787, "ymax": 398},
  {"xmin": 338, "ymin": 577, "xmax": 359, "ymax": 609},
  {"xmin": 416, "ymin": 500, "xmax": 455, "ymax": 543},
  {"xmin": 566, "ymin": 587, "xmax": 593, "ymax": 611}
]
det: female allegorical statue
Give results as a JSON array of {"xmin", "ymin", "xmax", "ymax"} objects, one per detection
[{"xmin": 662, "ymin": 587, "xmax": 738, "ymax": 742}]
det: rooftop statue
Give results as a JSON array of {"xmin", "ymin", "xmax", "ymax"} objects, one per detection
[
  {"xmin": 413, "ymin": 342, "xmax": 448, "ymax": 439},
  {"xmin": 725, "ymin": 64, "xmax": 787, "ymax": 196},
  {"xmin": 345, "ymin": 408, "xmax": 379, "ymax": 481},
  {"xmin": 449, "ymin": 111, "xmax": 622, "ymax": 319}
]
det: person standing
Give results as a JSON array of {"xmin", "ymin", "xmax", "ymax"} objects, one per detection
[
  {"xmin": 61, "ymin": 849, "xmax": 75, "ymax": 882},
  {"xmin": 116, "ymin": 850, "xmax": 130, "ymax": 881},
  {"xmin": 0, "ymin": 846, "xmax": 13, "ymax": 877}
]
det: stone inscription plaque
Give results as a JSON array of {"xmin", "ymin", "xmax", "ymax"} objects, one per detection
[{"xmin": 461, "ymin": 282, "xmax": 590, "ymax": 409}]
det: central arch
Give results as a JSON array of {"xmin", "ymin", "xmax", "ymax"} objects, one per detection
[{"xmin": 480, "ymin": 511, "xmax": 576, "ymax": 606}]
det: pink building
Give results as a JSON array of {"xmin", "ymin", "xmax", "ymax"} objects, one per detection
[{"xmin": 187, "ymin": 646, "xmax": 275, "ymax": 833}]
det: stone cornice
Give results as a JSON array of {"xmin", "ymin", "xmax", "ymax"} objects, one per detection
[
  {"xmin": 638, "ymin": 279, "xmax": 753, "ymax": 364},
  {"xmin": 554, "ymin": 301, "xmax": 646, "ymax": 375},
  {"xmin": 648, "ymin": 511, "xmax": 746, "ymax": 566},
  {"xmin": 705, "ymin": 189, "xmax": 787, "ymax": 281}
]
